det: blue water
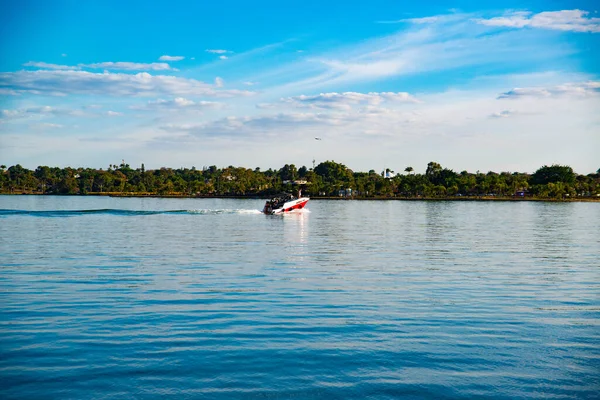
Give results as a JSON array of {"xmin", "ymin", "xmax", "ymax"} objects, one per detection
[{"xmin": 1, "ymin": 196, "xmax": 599, "ymax": 399}]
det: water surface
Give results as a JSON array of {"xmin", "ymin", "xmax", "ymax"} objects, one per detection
[{"xmin": 1, "ymin": 196, "xmax": 599, "ymax": 399}]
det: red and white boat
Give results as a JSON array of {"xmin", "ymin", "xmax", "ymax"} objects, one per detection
[{"xmin": 263, "ymin": 193, "xmax": 309, "ymax": 214}]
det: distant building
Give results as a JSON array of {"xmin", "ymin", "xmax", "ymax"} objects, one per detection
[
  {"xmin": 338, "ymin": 188, "xmax": 353, "ymax": 197},
  {"xmin": 515, "ymin": 190, "xmax": 529, "ymax": 197}
]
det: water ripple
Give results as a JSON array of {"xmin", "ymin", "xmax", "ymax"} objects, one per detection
[{"xmin": 1, "ymin": 197, "xmax": 599, "ymax": 399}]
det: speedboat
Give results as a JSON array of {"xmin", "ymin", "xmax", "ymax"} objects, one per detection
[{"xmin": 263, "ymin": 193, "xmax": 309, "ymax": 214}]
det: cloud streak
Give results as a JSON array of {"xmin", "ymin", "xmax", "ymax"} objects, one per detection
[
  {"xmin": 489, "ymin": 110, "xmax": 516, "ymax": 118},
  {"xmin": 24, "ymin": 61, "xmax": 177, "ymax": 71},
  {"xmin": 280, "ymin": 91, "xmax": 420, "ymax": 110},
  {"xmin": 264, "ymin": 12, "xmax": 573, "ymax": 93},
  {"xmin": 23, "ymin": 61, "xmax": 79, "ymax": 70},
  {"xmin": 498, "ymin": 81, "xmax": 600, "ymax": 99},
  {"xmin": 154, "ymin": 77, "xmax": 600, "ymax": 146},
  {"xmin": 476, "ymin": 9, "xmax": 600, "ymax": 33},
  {"xmin": 0, "ymin": 70, "xmax": 255, "ymax": 98},
  {"xmin": 160, "ymin": 112, "xmax": 340, "ymax": 139},
  {"xmin": 33, "ymin": 122, "xmax": 64, "ymax": 129},
  {"xmin": 131, "ymin": 97, "xmax": 224, "ymax": 111},
  {"xmin": 206, "ymin": 49, "xmax": 231, "ymax": 54},
  {"xmin": 1, "ymin": 105, "xmax": 87, "ymax": 120},
  {"xmin": 159, "ymin": 55, "xmax": 185, "ymax": 61},
  {"xmin": 81, "ymin": 62, "xmax": 172, "ymax": 71}
]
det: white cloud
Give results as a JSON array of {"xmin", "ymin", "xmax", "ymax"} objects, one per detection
[
  {"xmin": 61, "ymin": 53, "xmax": 67, "ymax": 57},
  {"xmin": 161, "ymin": 112, "xmax": 340, "ymax": 139},
  {"xmin": 152, "ymin": 105, "xmax": 431, "ymax": 155},
  {"xmin": 0, "ymin": 105, "xmax": 95, "ymax": 121},
  {"xmin": 206, "ymin": 49, "xmax": 231, "ymax": 54},
  {"xmin": 23, "ymin": 60, "xmax": 179, "ymax": 72},
  {"xmin": 476, "ymin": 9, "xmax": 600, "ymax": 33},
  {"xmin": 497, "ymin": 87, "xmax": 552, "ymax": 99},
  {"xmin": 498, "ymin": 81, "xmax": 600, "ymax": 99},
  {"xmin": 378, "ymin": 16, "xmax": 442, "ymax": 24},
  {"xmin": 219, "ymin": 55, "xmax": 228, "ymax": 60},
  {"xmin": 30, "ymin": 106, "xmax": 78, "ymax": 116},
  {"xmin": 0, "ymin": 88, "xmax": 19, "ymax": 96},
  {"xmin": 131, "ymin": 97, "xmax": 224, "ymax": 111},
  {"xmin": 23, "ymin": 61, "xmax": 79, "ymax": 70},
  {"xmin": 154, "ymin": 78, "xmax": 599, "ymax": 150},
  {"xmin": 2, "ymin": 109, "xmax": 21, "ymax": 118},
  {"xmin": 34, "ymin": 122, "xmax": 63, "ymax": 129},
  {"xmin": 4, "ymin": 74, "xmax": 598, "ymax": 174},
  {"xmin": 489, "ymin": 110, "xmax": 515, "ymax": 118},
  {"xmin": 244, "ymin": 81, "xmax": 256, "ymax": 86},
  {"xmin": 376, "ymin": 12, "xmax": 471, "ymax": 25},
  {"xmin": 106, "ymin": 111, "xmax": 123, "ymax": 116},
  {"xmin": 321, "ymin": 59, "xmax": 406, "ymax": 81},
  {"xmin": 0, "ymin": 70, "xmax": 255, "ymax": 98},
  {"xmin": 215, "ymin": 77, "xmax": 224, "ymax": 87},
  {"xmin": 81, "ymin": 62, "xmax": 172, "ymax": 71},
  {"xmin": 266, "ymin": 13, "xmax": 562, "ymax": 91},
  {"xmin": 255, "ymin": 103, "xmax": 277, "ymax": 109},
  {"xmin": 26, "ymin": 106, "xmax": 58, "ymax": 114},
  {"xmin": 281, "ymin": 91, "xmax": 420, "ymax": 110},
  {"xmin": 404, "ymin": 16, "xmax": 442, "ymax": 24},
  {"xmin": 159, "ymin": 55, "xmax": 185, "ymax": 61}
]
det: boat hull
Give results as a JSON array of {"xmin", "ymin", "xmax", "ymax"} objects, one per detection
[{"xmin": 263, "ymin": 197, "xmax": 309, "ymax": 214}]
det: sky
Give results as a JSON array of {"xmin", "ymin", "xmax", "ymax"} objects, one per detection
[{"xmin": 0, "ymin": 0, "xmax": 599, "ymax": 174}]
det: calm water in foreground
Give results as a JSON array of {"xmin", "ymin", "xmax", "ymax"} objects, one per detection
[{"xmin": 1, "ymin": 196, "xmax": 599, "ymax": 399}]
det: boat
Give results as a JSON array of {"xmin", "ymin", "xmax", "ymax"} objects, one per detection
[{"xmin": 263, "ymin": 192, "xmax": 309, "ymax": 214}]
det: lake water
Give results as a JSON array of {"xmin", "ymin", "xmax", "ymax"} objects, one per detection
[{"xmin": 1, "ymin": 196, "xmax": 599, "ymax": 399}]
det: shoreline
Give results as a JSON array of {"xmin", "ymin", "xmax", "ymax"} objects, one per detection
[{"xmin": 2, "ymin": 193, "xmax": 600, "ymax": 202}]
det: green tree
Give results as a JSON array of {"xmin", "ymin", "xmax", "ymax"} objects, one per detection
[
  {"xmin": 279, "ymin": 164, "xmax": 298, "ymax": 181},
  {"xmin": 315, "ymin": 161, "xmax": 354, "ymax": 195},
  {"xmin": 425, "ymin": 162, "xmax": 442, "ymax": 179},
  {"xmin": 34, "ymin": 166, "xmax": 56, "ymax": 193},
  {"xmin": 158, "ymin": 180, "xmax": 175, "ymax": 195},
  {"xmin": 531, "ymin": 165, "xmax": 575, "ymax": 185}
]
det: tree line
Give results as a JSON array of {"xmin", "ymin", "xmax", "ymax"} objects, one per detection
[{"xmin": 1, "ymin": 161, "xmax": 599, "ymax": 199}]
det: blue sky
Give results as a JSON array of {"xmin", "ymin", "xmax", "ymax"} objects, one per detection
[{"xmin": 1, "ymin": 0, "xmax": 599, "ymax": 173}]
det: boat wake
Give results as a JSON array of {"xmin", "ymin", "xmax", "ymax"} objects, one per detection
[
  {"xmin": 267, "ymin": 208, "xmax": 311, "ymax": 216},
  {"xmin": 0, "ymin": 208, "xmax": 264, "ymax": 217}
]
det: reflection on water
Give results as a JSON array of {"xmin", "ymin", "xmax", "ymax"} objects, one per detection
[
  {"xmin": 0, "ymin": 196, "xmax": 599, "ymax": 400},
  {"xmin": 282, "ymin": 209, "xmax": 309, "ymax": 245}
]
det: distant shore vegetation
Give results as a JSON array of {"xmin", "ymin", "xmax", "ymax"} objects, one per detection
[{"xmin": 1, "ymin": 162, "xmax": 599, "ymax": 200}]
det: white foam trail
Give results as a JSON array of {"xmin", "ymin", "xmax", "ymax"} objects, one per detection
[
  {"xmin": 237, "ymin": 209, "xmax": 263, "ymax": 214},
  {"xmin": 280, "ymin": 208, "xmax": 311, "ymax": 216},
  {"xmin": 185, "ymin": 209, "xmax": 263, "ymax": 215}
]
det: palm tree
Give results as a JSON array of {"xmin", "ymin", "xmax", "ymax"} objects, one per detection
[{"xmin": 404, "ymin": 166, "xmax": 414, "ymax": 174}]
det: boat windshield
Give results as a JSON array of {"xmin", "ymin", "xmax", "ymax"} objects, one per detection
[{"xmin": 267, "ymin": 193, "xmax": 295, "ymax": 207}]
